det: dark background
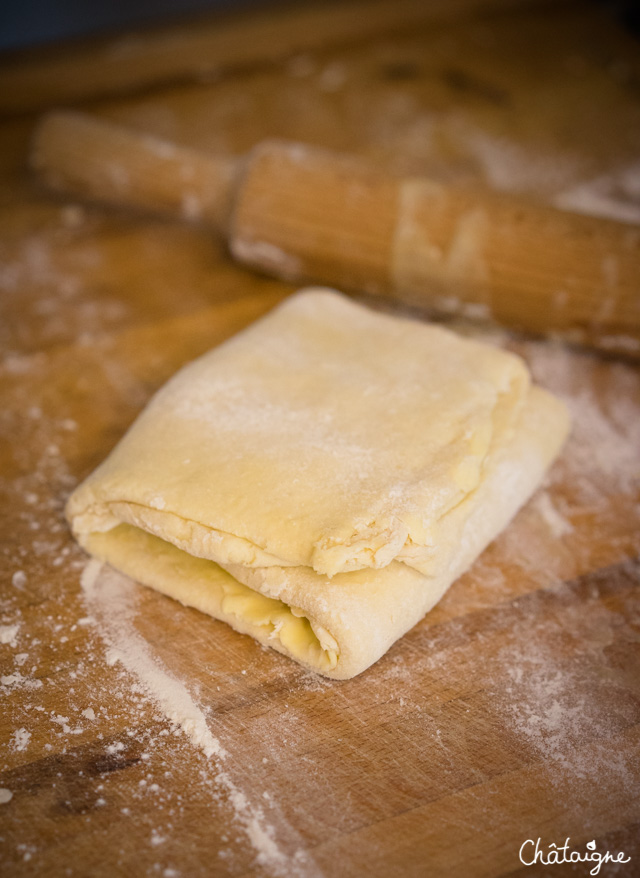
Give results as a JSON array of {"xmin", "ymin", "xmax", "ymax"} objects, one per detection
[
  {"xmin": 1, "ymin": 0, "xmax": 639, "ymax": 54},
  {"xmin": 0, "ymin": 0, "xmax": 276, "ymax": 53}
]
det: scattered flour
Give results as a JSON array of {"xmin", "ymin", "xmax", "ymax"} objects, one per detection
[
  {"xmin": 80, "ymin": 558, "xmax": 299, "ymax": 876},
  {"xmin": 0, "ymin": 624, "xmax": 20, "ymax": 646},
  {"xmin": 80, "ymin": 559, "xmax": 223, "ymax": 760},
  {"xmin": 437, "ymin": 116, "xmax": 640, "ymax": 222},
  {"xmin": 12, "ymin": 728, "xmax": 31, "ymax": 752},
  {"xmin": 50, "ymin": 714, "xmax": 83, "ymax": 735},
  {"xmin": 242, "ymin": 810, "xmax": 286, "ymax": 868},
  {"xmin": 461, "ymin": 127, "xmax": 582, "ymax": 194},
  {"xmin": 521, "ymin": 340, "xmax": 640, "ymax": 502},
  {"xmin": 11, "ymin": 571, "xmax": 26, "ymax": 589},
  {"xmin": 0, "ymin": 789, "xmax": 13, "ymax": 804},
  {"xmin": 494, "ymin": 599, "xmax": 638, "ymax": 797},
  {"xmin": 531, "ymin": 491, "xmax": 573, "ymax": 538},
  {"xmin": 555, "ymin": 162, "xmax": 640, "ymax": 224},
  {"xmin": 1, "ymin": 672, "xmax": 42, "ymax": 692},
  {"xmin": 150, "ymin": 829, "xmax": 166, "ymax": 847}
]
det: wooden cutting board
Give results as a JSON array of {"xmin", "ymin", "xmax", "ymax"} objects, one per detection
[{"xmin": 1, "ymin": 2, "xmax": 639, "ymax": 876}]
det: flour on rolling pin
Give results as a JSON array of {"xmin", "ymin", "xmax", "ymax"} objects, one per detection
[
  {"xmin": 390, "ymin": 174, "xmax": 640, "ymax": 350},
  {"xmin": 393, "ymin": 178, "xmax": 492, "ymax": 318},
  {"xmin": 231, "ymin": 237, "xmax": 303, "ymax": 281}
]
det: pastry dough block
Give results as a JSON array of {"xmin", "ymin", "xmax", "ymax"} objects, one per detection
[{"xmin": 67, "ymin": 288, "xmax": 569, "ymax": 679}]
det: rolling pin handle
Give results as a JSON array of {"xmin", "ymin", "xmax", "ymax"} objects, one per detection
[{"xmin": 30, "ymin": 110, "xmax": 240, "ymax": 232}]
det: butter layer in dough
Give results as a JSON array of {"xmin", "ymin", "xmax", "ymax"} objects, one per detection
[
  {"xmin": 67, "ymin": 288, "xmax": 535, "ymax": 578},
  {"xmin": 77, "ymin": 385, "xmax": 567, "ymax": 679}
]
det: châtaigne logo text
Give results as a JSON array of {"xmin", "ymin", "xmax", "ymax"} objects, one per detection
[{"xmin": 519, "ymin": 837, "xmax": 631, "ymax": 875}]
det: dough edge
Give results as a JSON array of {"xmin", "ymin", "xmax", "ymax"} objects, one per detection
[{"xmin": 70, "ymin": 385, "xmax": 569, "ymax": 680}]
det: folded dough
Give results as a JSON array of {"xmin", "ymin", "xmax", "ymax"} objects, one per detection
[{"xmin": 67, "ymin": 289, "xmax": 569, "ymax": 679}]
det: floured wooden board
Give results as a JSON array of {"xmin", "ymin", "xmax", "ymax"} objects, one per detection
[
  {"xmin": 1, "ymin": 1, "xmax": 640, "ymax": 875},
  {"xmin": 2, "ymin": 291, "xmax": 640, "ymax": 877}
]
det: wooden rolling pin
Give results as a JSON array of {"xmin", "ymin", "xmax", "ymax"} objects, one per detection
[{"xmin": 31, "ymin": 111, "xmax": 640, "ymax": 356}]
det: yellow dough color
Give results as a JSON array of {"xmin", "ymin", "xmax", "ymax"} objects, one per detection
[{"xmin": 67, "ymin": 289, "xmax": 569, "ymax": 679}]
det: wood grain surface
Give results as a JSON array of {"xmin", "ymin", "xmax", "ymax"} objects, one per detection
[{"xmin": 1, "ymin": 1, "xmax": 639, "ymax": 876}]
